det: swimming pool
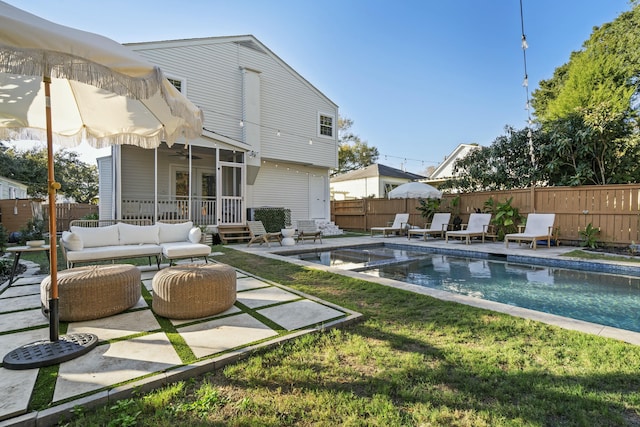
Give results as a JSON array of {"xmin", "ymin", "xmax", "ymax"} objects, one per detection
[{"xmin": 289, "ymin": 245, "xmax": 640, "ymax": 333}]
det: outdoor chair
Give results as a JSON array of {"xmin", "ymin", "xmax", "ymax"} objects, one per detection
[
  {"xmin": 296, "ymin": 220, "xmax": 323, "ymax": 244},
  {"xmin": 407, "ymin": 212, "xmax": 451, "ymax": 240},
  {"xmin": 371, "ymin": 213, "xmax": 410, "ymax": 237},
  {"xmin": 247, "ymin": 221, "xmax": 282, "ymax": 247},
  {"xmin": 504, "ymin": 213, "xmax": 556, "ymax": 249},
  {"xmin": 445, "ymin": 213, "xmax": 492, "ymax": 244}
]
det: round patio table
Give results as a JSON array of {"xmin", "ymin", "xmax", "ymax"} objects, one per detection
[{"xmin": 6, "ymin": 244, "xmax": 50, "ymax": 284}]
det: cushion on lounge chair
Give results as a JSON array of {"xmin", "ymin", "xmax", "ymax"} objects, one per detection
[
  {"xmin": 504, "ymin": 213, "xmax": 556, "ymax": 249},
  {"xmin": 446, "ymin": 213, "xmax": 492, "ymax": 244},
  {"xmin": 371, "ymin": 213, "xmax": 410, "ymax": 237},
  {"xmin": 407, "ymin": 213, "xmax": 451, "ymax": 240}
]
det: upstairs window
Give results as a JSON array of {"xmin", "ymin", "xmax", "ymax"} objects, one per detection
[
  {"xmin": 318, "ymin": 112, "xmax": 334, "ymax": 138},
  {"xmin": 167, "ymin": 77, "xmax": 185, "ymax": 94}
]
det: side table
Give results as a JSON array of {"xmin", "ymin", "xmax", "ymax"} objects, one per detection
[
  {"xmin": 6, "ymin": 245, "xmax": 50, "ymax": 285},
  {"xmin": 281, "ymin": 228, "xmax": 296, "ymax": 246}
]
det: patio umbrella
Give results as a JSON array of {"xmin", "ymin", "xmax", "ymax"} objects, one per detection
[
  {"xmin": 388, "ymin": 181, "xmax": 442, "ymax": 199},
  {"xmin": 0, "ymin": 1, "xmax": 203, "ymax": 369}
]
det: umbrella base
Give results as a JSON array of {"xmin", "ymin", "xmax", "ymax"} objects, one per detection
[{"xmin": 2, "ymin": 333, "xmax": 98, "ymax": 370}]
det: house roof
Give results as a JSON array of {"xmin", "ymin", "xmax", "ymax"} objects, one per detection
[
  {"xmin": 428, "ymin": 143, "xmax": 480, "ymax": 180},
  {"xmin": 0, "ymin": 175, "xmax": 27, "ymax": 188},
  {"xmin": 126, "ymin": 35, "xmax": 338, "ymax": 110},
  {"xmin": 331, "ymin": 164, "xmax": 425, "ymax": 183}
]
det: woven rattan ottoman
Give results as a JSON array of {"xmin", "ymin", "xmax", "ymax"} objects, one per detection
[
  {"xmin": 152, "ymin": 263, "xmax": 236, "ymax": 319},
  {"xmin": 41, "ymin": 264, "xmax": 141, "ymax": 322}
]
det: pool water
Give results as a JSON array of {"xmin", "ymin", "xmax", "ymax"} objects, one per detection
[{"xmin": 290, "ymin": 246, "xmax": 640, "ymax": 333}]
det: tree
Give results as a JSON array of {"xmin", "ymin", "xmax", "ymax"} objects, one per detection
[
  {"xmin": 542, "ymin": 104, "xmax": 640, "ymax": 185},
  {"xmin": 533, "ymin": 7, "xmax": 640, "ymax": 122},
  {"xmin": 528, "ymin": 4, "xmax": 640, "ymax": 186},
  {"xmin": 441, "ymin": 126, "xmax": 549, "ymax": 192},
  {"xmin": 333, "ymin": 117, "xmax": 378, "ymax": 176},
  {"xmin": 0, "ymin": 145, "xmax": 99, "ymax": 203}
]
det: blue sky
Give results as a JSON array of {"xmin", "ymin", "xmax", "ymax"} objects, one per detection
[{"xmin": 4, "ymin": 0, "xmax": 633, "ymax": 173}]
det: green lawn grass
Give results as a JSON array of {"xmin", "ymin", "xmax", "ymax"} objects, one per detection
[{"xmin": 38, "ymin": 246, "xmax": 640, "ymax": 425}]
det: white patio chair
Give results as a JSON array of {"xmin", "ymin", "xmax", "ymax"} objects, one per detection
[
  {"xmin": 371, "ymin": 213, "xmax": 410, "ymax": 237},
  {"xmin": 407, "ymin": 213, "xmax": 451, "ymax": 240},
  {"xmin": 445, "ymin": 213, "xmax": 492, "ymax": 245},
  {"xmin": 504, "ymin": 213, "xmax": 556, "ymax": 249}
]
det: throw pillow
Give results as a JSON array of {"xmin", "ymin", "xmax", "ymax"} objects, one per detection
[
  {"xmin": 188, "ymin": 227, "xmax": 202, "ymax": 244},
  {"xmin": 70, "ymin": 224, "xmax": 119, "ymax": 248},
  {"xmin": 118, "ymin": 223, "xmax": 160, "ymax": 245},
  {"xmin": 157, "ymin": 221, "xmax": 194, "ymax": 243},
  {"xmin": 61, "ymin": 231, "xmax": 83, "ymax": 251}
]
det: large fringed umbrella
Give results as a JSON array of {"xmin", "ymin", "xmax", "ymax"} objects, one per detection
[
  {"xmin": 388, "ymin": 181, "xmax": 442, "ymax": 199},
  {"xmin": 0, "ymin": 1, "xmax": 203, "ymax": 369}
]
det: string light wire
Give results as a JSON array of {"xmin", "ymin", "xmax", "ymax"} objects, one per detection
[{"xmin": 520, "ymin": 0, "xmax": 535, "ymax": 168}]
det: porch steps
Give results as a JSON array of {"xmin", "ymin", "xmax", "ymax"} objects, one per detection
[{"xmin": 217, "ymin": 225, "xmax": 251, "ymax": 244}]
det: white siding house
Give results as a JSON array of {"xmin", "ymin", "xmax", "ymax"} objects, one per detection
[
  {"xmin": 0, "ymin": 176, "xmax": 28, "ymax": 199},
  {"xmin": 425, "ymin": 144, "xmax": 480, "ymax": 186},
  {"xmin": 330, "ymin": 164, "xmax": 425, "ymax": 200},
  {"xmin": 98, "ymin": 35, "xmax": 338, "ymax": 226}
]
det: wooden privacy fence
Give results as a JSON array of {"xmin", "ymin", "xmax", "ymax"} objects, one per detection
[
  {"xmin": 0, "ymin": 200, "xmax": 98, "ymax": 233},
  {"xmin": 331, "ymin": 184, "xmax": 640, "ymax": 246},
  {"xmin": 45, "ymin": 203, "xmax": 98, "ymax": 232}
]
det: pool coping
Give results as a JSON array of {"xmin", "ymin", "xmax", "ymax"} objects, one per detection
[{"xmin": 237, "ymin": 237, "xmax": 640, "ymax": 346}]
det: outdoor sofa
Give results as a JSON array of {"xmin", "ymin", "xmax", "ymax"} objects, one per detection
[{"xmin": 60, "ymin": 220, "xmax": 211, "ymax": 268}]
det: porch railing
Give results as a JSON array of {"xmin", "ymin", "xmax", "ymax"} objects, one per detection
[
  {"xmin": 220, "ymin": 196, "xmax": 243, "ymax": 224},
  {"xmin": 122, "ymin": 196, "xmax": 216, "ymax": 226}
]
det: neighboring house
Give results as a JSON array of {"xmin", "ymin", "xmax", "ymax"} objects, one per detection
[
  {"xmin": 0, "ymin": 176, "xmax": 27, "ymax": 199},
  {"xmin": 98, "ymin": 35, "xmax": 338, "ymax": 227},
  {"xmin": 330, "ymin": 164, "xmax": 425, "ymax": 200},
  {"xmin": 424, "ymin": 143, "xmax": 480, "ymax": 186}
]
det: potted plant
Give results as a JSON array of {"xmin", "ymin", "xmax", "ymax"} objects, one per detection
[{"xmin": 20, "ymin": 218, "xmax": 46, "ymax": 246}]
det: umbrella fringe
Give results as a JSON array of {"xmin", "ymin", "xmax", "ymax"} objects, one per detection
[
  {"xmin": 0, "ymin": 126, "xmax": 186, "ymax": 150},
  {"xmin": 1, "ymin": 47, "xmax": 203, "ymax": 140},
  {"xmin": 0, "ymin": 46, "xmax": 163, "ymax": 100}
]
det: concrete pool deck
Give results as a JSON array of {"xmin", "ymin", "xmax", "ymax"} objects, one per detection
[{"xmin": 238, "ymin": 234, "xmax": 640, "ymax": 346}]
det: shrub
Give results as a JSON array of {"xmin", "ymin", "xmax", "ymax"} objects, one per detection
[
  {"xmin": 579, "ymin": 223, "xmax": 600, "ymax": 249},
  {"xmin": 253, "ymin": 208, "xmax": 291, "ymax": 232},
  {"xmin": 0, "ymin": 224, "xmax": 8, "ymax": 251},
  {"xmin": 18, "ymin": 217, "xmax": 46, "ymax": 244},
  {"xmin": 415, "ymin": 198, "xmax": 441, "ymax": 222},
  {"xmin": 484, "ymin": 197, "xmax": 522, "ymax": 241}
]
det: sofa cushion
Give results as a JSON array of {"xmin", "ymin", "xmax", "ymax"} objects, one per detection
[
  {"xmin": 160, "ymin": 242, "xmax": 211, "ymax": 259},
  {"xmin": 118, "ymin": 223, "xmax": 160, "ymax": 245},
  {"xmin": 65, "ymin": 244, "xmax": 162, "ymax": 262},
  {"xmin": 70, "ymin": 225, "xmax": 119, "ymax": 248},
  {"xmin": 61, "ymin": 231, "xmax": 83, "ymax": 251},
  {"xmin": 157, "ymin": 221, "xmax": 193, "ymax": 243},
  {"xmin": 188, "ymin": 227, "xmax": 202, "ymax": 244}
]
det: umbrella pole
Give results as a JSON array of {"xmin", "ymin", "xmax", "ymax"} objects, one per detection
[
  {"xmin": 44, "ymin": 75, "xmax": 60, "ymax": 342},
  {"xmin": 1, "ymin": 75, "xmax": 98, "ymax": 370}
]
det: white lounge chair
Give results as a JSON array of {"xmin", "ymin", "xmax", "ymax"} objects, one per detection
[
  {"xmin": 371, "ymin": 213, "xmax": 410, "ymax": 237},
  {"xmin": 504, "ymin": 213, "xmax": 556, "ymax": 249},
  {"xmin": 445, "ymin": 213, "xmax": 492, "ymax": 245},
  {"xmin": 407, "ymin": 213, "xmax": 451, "ymax": 240},
  {"xmin": 296, "ymin": 220, "xmax": 322, "ymax": 244},
  {"xmin": 247, "ymin": 221, "xmax": 282, "ymax": 247}
]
